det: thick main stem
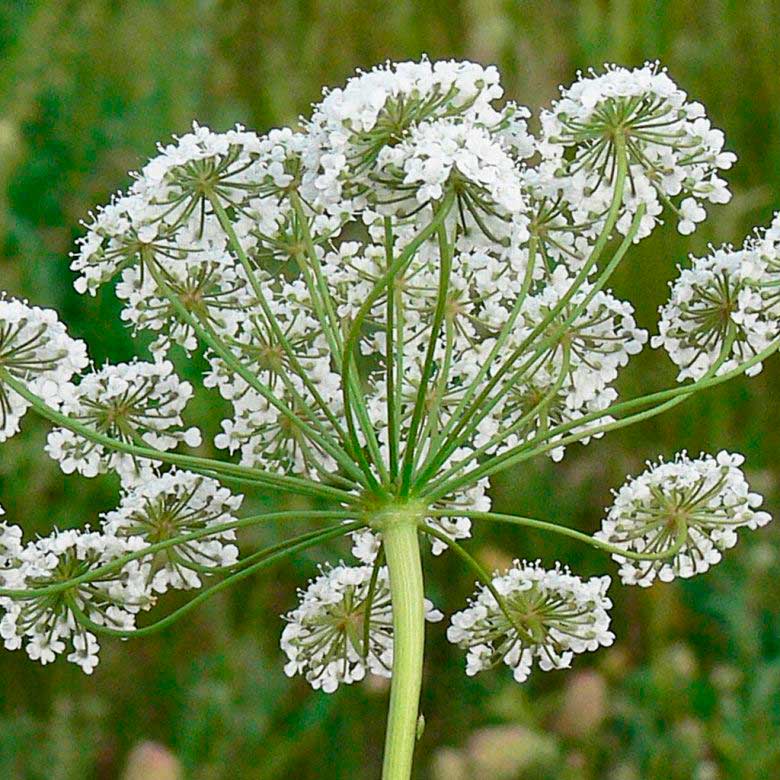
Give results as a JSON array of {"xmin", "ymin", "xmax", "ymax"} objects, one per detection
[{"xmin": 381, "ymin": 509, "xmax": 425, "ymax": 780}]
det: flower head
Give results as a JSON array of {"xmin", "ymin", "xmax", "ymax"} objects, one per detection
[
  {"xmin": 541, "ymin": 62, "xmax": 735, "ymax": 238},
  {"xmin": 281, "ymin": 563, "xmax": 442, "ymax": 692},
  {"xmin": 512, "ymin": 267, "xmax": 648, "ymax": 407},
  {"xmin": 0, "ymin": 528, "xmax": 152, "ymax": 672},
  {"xmin": 653, "ymin": 245, "xmax": 777, "ymax": 381},
  {"xmin": 0, "ymin": 296, "xmax": 88, "ymax": 441},
  {"xmin": 596, "ymin": 451, "xmax": 772, "ymax": 586},
  {"xmin": 133, "ymin": 123, "xmax": 268, "ymax": 210},
  {"xmin": 305, "ymin": 59, "xmax": 512, "ymax": 213},
  {"xmin": 116, "ymin": 256, "xmax": 255, "ymax": 355},
  {"xmin": 1, "ymin": 57, "xmax": 770, "ymax": 701},
  {"xmin": 101, "ymin": 470, "xmax": 242, "ymax": 591},
  {"xmin": 448, "ymin": 561, "xmax": 614, "ymax": 683},
  {"xmin": 45, "ymin": 360, "xmax": 201, "ymax": 483},
  {"xmin": 71, "ymin": 124, "xmax": 326, "ymax": 296},
  {"xmin": 71, "ymin": 191, "xmax": 171, "ymax": 295},
  {"xmin": 371, "ymin": 115, "xmax": 531, "ymax": 230}
]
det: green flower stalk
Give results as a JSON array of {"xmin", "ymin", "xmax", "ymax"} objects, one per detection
[{"xmin": 0, "ymin": 59, "xmax": 777, "ymax": 779}]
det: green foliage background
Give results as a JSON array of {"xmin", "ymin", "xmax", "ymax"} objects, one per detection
[{"xmin": 1, "ymin": 2, "xmax": 779, "ymax": 778}]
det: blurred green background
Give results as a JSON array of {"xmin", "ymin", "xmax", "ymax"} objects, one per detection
[{"xmin": 1, "ymin": 1, "xmax": 779, "ymax": 778}]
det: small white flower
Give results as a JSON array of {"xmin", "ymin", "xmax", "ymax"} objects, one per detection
[
  {"xmin": 67, "ymin": 631, "xmax": 100, "ymax": 674},
  {"xmin": 350, "ymin": 528, "xmax": 382, "ymax": 565},
  {"xmin": 26, "ymin": 632, "xmax": 66, "ymax": 665},
  {"xmin": 678, "ymin": 197, "xmax": 707, "ymax": 235}
]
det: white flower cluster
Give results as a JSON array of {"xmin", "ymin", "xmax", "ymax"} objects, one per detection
[
  {"xmin": 3, "ymin": 58, "xmax": 773, "ymax": 689},
  {"xmin": 45, "ymin": 359, "xmax": 201, "ymax": 484},
  {"xmin": 204, "ymin": 289, "xmax": 342, "ymax": 478},
  {"xmin": 447, "ymin": 561, "xmax": 614, "ymax": 683},
  {"xmin": 0, "ymin": 296, "xmax": 88, "ymax": 441},
  {"xmin": 281, "ymin": 563, "xmax": 442, "ymax": 692},
  {"xmin": 654, "ymin": 221, "xmax": 780, "ymax": 381},
  {"xmin": 0, "ymin": 470, "xmax": 244, "ymax": 672},
  {"xmin": 489, "ymin": 266, "xmax": 648, "ymax": 460},
  {"xmin": 540, "ymin": 62, "xmax": 735, "ymax": 239},
  {"xmin": 751, "ymin": 210, "xmax": 780, "ymax": 259},
  {"xmin": 102, "ymin": 469, "xmax": 242, "ymax": 591},
  {"xmin": 307, "ymin": 61, "xmax": 504, "ymax": 204},
  {"xmin": 0, "ymin": 528, "xmax": 150, "ymax": 673},
  {"xmin": 375, "ymin": 116, "xmax": 528, "ymax": 213},
  {"xmin": 72, "ymin": 124, "xmax": 276, "ymax": 293},
  {"xmin": 751, "ymin": 211, "xmax": 780, "ymax": 321},
  {"xmin": 304, "ymin": 60, "xmax": 537, "ymax": 258},
  {"xmin": 597, "ymin": 451, "xmax": 771, "ymax": 586},
  {"xmin": 514, "ymin": 268, "xmax": 648, "ymax": 405},
  {"xmin": 71, "ymin": 123, "xmax": 342, "ymax": 360},
  {"xmin": 61, "ymin": 57, "xmax": 740, "ymax": 501},
  {"xmin": 116, "ymin": 259, "xmax": 256, "ymax": 356}
]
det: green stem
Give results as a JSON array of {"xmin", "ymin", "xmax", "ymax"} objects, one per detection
[
  {"xmin": 427, "ymin": 509, "xmax": 689, "ymax": 562},
  {"xmin": 341, "ymin": 193, "xmax": 456, "ymax": 494},
  {"xmin": 393, "ymin": 274, "xmax": 406, "ymax": 480},
  {"xmin": 507, "ymin": 334, "xmax": 777, "ymax": 463},
  {"xmin": 413, "ymin": 234, "xmax": 538, "ymax": 481},
  {"xmin": 0, "ymin": 510, "xmax": 357, "ymax": 599},
  {"xmin": 288, "ymin": 194, "xmax": 390, "ymax": 488},
  {"xmin": 419, "ymin": 314, "xmax": 454, "ymax": 464},
  {"xmin": 0, "ymin": 369, "xmax": 357, "ymax": 505},
  {"xmin": 362, "ymin": 548, "xmax": 386, "ymax": 659},
  {"xmin": 400, "ymin": 218, "xmax": 453, "ymax": 493},
  {"xmin": 381, "ymin": 507, "xmax": 426, "ymax": 780},
  {"xmin": 425, "ymin": 330, "xmax": 757, "ymax": 501},
  {"xmin": 289, "ymin": 191, "xmax": 344, "ymax": 358},
  {"xmin": 426, "ymin": 342, "xmax": 572, "ymax": 489},
  {"xmin": 427, "ymin": 140, "xmax": 628, "ymax": 467},
  {"xmin": 67, "ymin": 521, "xmax": 362, "ymax": 638},
  {"xmin": 419, "ymin": 525, "xmax": 536, "ymax": 644},
  {"xmin": 416, "ymin": 198, "xmax": 644, "ymax": 491},
  {"xmin": 385, "ymin": 217, "xmax": 400, "ymax": 484}
]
